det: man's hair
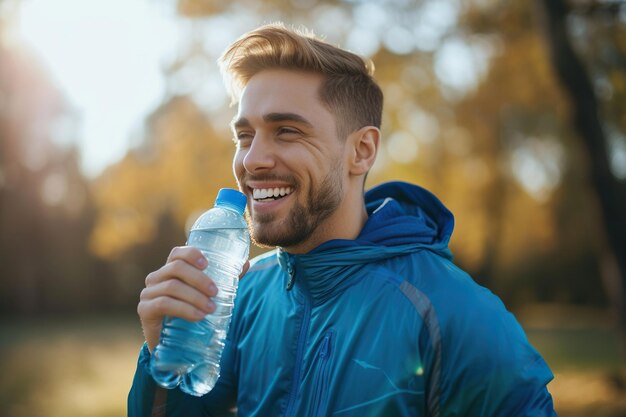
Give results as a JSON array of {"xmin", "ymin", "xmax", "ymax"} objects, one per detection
[{"xmin": 218, "ymin": 22, "xmax": 383, "ymax": 139}]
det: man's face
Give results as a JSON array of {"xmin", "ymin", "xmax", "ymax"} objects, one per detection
[{"xmin": 232, "ymin": 69, "xmax": 347, "ymax": 252}]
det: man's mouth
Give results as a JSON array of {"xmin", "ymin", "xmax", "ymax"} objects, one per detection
[{"xmin": 252, "ymin": 187, "xmax": 294, "ymax": 202}]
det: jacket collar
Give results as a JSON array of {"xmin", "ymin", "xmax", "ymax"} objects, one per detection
[{"xmin": 276, "ymin": 181, "xmax": 454, "ymax": 304}]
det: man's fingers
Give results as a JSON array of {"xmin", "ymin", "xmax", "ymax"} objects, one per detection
[
  {"xmin": 140, "ymin": 279, "xmax": 216, "ymax": 315},
  {"xmin": 166, "ymin": 246, "xmax": 208, "ymax": 269},
  {"xmin": 139, "ymin": 246, "xmax": 218, "ymax": 351},
  {"xmin": 145, "ymin": 259, "xmax": 217, "ymax": 297},
  {"xmin": 139, "ymin": 295, "xmax": 211, "ymax": 323}
]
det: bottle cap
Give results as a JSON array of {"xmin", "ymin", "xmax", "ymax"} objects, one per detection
[{"xmin": 215, "ymin": 188, "xmax": 247, "ymax": 214}]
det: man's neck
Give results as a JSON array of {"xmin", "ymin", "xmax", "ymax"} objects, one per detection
[{"xmin": 283, "ymin": 199, "xmax": 368, "ymax": 255}]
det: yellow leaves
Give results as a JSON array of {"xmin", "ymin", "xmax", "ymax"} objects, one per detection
[
  {"xmin": 89, "ymin": 208, "xmax": 155, "ymax": 260},
  {"xmin": 89, "ymin": 97, "xmax": 236, "ymax": 260},
  {"xmin": 89, "ymin": 153, "xmax": 161, "ymax": 259}
]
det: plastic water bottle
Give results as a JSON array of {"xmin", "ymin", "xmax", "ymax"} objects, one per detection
[{"xmin": 150, "ymin": 188, "xmax": 250, "ymax": 396}]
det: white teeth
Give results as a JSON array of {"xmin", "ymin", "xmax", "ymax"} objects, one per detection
[{"xmin": 252, "ymin": 187, "xmax": 293, "ymax": 200}]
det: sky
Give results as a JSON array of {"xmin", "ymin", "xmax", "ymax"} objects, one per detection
[{"xmin": 11, "ymin": 0, "xmax": 182, "ymax": 177}]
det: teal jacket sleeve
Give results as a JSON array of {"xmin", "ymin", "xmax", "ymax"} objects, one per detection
[
  {"xmin": 127, "ymin": 343, "xmax": 237, "ymax": 417},
  {"xmin": 434, "ymin": 289, "xmax": 557, "ymax": 416}
]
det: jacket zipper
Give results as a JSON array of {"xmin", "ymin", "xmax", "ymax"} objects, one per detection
[
  {"xmin": 312, "ymin": 331, "xmax": 333, "ymax": 417},
  {"xmin": 286, "ymin": 258, "xmax": 296, "ymax": 290},
  {"xmin": 283, "ymin": 266, "xmax": 311, "ymax": 417}
]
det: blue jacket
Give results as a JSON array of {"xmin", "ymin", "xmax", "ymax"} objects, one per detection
[{"xmin": 128, "ymin": 181, "xmax": 556, "ymax": 416}]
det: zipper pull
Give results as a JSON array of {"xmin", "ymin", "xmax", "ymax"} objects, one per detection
[{"xmin": 286, "ymin": 259, "xmax": 296, "ymax": 291}]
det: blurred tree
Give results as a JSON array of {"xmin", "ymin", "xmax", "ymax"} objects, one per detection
[
  {"xmin": 537, "ymin": 0, "xmax": 626, "ymax": 360},
  {"xmin": 0, "ymin": 19, "xmax": 104, "ymax": 315},
  {"xmin": 443, "ymin": 1, "xmax": 576, "ymax": 299}
]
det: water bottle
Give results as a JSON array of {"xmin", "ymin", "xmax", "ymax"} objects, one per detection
[{"xmin": 150, "ymin": 188, "xmax": 250, "ymax": 396}]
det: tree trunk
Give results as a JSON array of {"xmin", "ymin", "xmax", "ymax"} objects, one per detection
[{"xmin": 537, "ymin": 0, "xmax": 626, "ymax": 365}]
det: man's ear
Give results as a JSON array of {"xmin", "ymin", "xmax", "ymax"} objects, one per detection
[{"xmin": 347, "ymin": 126, "xmax": 380, "ymax": 176}]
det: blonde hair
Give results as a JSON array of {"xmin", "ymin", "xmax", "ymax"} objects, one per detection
[{"xmin": 218, "ymin": 23, "xmax": 383, "ymax": 138}]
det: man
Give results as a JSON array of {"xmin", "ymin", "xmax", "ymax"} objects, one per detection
[{"xmin": 129, "ymin": 23, "xmax": 557, "ymax": 416}]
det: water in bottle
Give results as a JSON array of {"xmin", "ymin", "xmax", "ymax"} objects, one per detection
[{"xmin": 150, "ymin": 188, "xmax": 250, "ymax": 396}]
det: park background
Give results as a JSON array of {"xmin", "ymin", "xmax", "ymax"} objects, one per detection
[{"xmin": 1, "ymin": 0, "xmax": 626, "ymax": 415}]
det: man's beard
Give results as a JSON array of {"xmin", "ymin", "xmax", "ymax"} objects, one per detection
[{"xmin": 246, "ymin": 161, "xmax": 344, "ymax": 250}]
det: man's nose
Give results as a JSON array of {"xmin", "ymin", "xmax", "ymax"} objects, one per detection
[{"xmin": 242, "ymin": 134, "xmax": 275, "ymax": 173}]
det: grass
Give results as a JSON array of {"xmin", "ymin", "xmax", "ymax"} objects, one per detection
[
  {"xmin": 0, "ymin": 314, "xmax": 144, "ymax": 417},
  {"xmin": 0, "ymin": 306, "xmax": 625, "ymax": 417},
  {"xmin": 528, "ymin": 327, "xmax": 621, "ymax": 370},
  {"xmin": 519, "ymin": 304, "xmax": 626, "ymax": 416}
]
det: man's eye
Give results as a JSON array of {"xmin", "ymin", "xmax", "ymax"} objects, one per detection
[
  {"xmin": 234, "ymin": 132, "xmax": 253, "ymax": 148},
  {"xmin": 236, "ymin": 132, "xmax": 253, "ymax": 141},
  {"xmin": 277, "ymin": 127, "xmax": 300, "ymax": 136}
]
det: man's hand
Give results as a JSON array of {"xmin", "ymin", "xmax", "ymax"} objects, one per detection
[{"xmin": 137, "ymin": 246, "xmax": 250, "ymax": 353}]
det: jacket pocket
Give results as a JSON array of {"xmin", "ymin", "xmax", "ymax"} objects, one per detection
[{"xmin": 311, "ymin": 331, "xmax": 334, "ymax": 417}]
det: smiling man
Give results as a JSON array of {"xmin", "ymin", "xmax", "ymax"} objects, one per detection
[
  {"xmin": 129, "ymin": 23, "xmax": 557, "ymax": 417},
  {"xmin": 233, "ymin": 68, "xmax": 372, "ymax": 254}
]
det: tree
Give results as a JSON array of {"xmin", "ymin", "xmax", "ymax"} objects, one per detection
[
  {"xmin": 0, "ymin": 19, "xmax": 102, "ymax": 315},
  {"xmin": 537, "ymin": 0, "xmax": 626, "ymax": 362}
]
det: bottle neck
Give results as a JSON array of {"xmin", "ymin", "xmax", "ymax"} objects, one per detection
[{"xmin": 216, "ymin": 202, "xmax": 245, "ymax": 215}]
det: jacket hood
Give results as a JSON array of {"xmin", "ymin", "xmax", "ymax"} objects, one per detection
[
  {"xmin": 361, "ymin": 181, "xmax": 454, "ymax": 252},
  {"xmin": 277, "ymin": 181, "xmax": 455, "ymax": 300}
]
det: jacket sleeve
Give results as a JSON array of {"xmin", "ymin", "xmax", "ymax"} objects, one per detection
[
  {"xmin": 127, "ymin": 343, "xmax": 237, "ymax": 417},
  {"xmin": 433, "ymin": 292, "xmax": 557, "ymax": 417}
]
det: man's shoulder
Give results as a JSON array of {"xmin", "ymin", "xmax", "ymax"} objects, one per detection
[
  {"xmin": 399, "ymin": 249, "xmax": 472, "ymax": 290},
  {"xmin": 398, "ymin": 250, "xmax": 510, "ymax": 321}
]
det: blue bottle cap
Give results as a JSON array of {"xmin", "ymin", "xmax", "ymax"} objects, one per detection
[{"xmin": 215, "ymin": 188, "xmax": 247, "ymax": 214}]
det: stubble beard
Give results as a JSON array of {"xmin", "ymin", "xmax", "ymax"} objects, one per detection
[{"xmin": 247, "ymin": 162, "xmax": 344, "ymax": 250}]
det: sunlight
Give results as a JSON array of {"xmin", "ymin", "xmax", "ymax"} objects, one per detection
[
  {"xmin": 41, "ymin": 172, "xmax": 68, "ymax": 207},
  {"xmin": 13, "ymin": 0, "xmax": 180, "ymax": 177},
  {"xmin": 510, "ymin": 136, "xmax": 565, "ymax": 202},
  {"xmin": 387, "ymin": 131, "xmax": 419, "ymax": 164}
]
